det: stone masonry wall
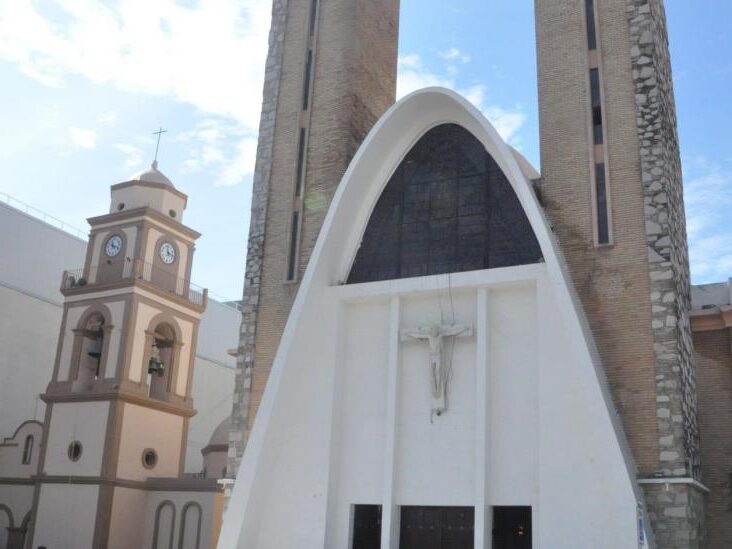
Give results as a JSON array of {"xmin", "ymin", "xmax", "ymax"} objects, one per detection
[
  {"xmin": 227, "ymin": 0, "xmax": 289, "ymax": 478},
  {"xmin": 626, "ymin": 0, "xmax": 704, "ymax": 545},
  {"xmin": 626, "ymin": 0, "xmax": 700, "ymax": 481}
]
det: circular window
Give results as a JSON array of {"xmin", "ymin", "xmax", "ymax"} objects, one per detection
[
  {"xmin": 142, "ymin": 448, "xmax": 158, "ymax": 469},
  {"xmin": 117, "ymin": 203, "xmax": 125, "ymax": 211},
  {"xmin": 168, "ymin": 209, "xmax": 177, "ymax": 218},
  {"xmin": 67, "ymin": 441, "xmax": 83, "ymax": 462}
]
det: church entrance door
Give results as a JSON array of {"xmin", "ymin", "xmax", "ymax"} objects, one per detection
[
  {"xmin": 492, "ymin": 506, "xmax": 532, "ymax": 549},
  {"xmin": 399, "ymin": 506, "xmax": 474, "ymax": 549}
]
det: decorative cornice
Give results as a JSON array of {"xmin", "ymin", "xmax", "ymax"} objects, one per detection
[
  {"xmin": 61, "ymin": 276, "xmax": 207, "ymax": 313},
  {"xmin": 40, "ymin": 388, "xmax": 197, "ymax": 418},
  {"xmin": 31, "ymin": 474, "xmax": 222, "ymax": 493},
  {"xmin": 87, "ymin": 207, "xmax": 201, "ymax": 240}
]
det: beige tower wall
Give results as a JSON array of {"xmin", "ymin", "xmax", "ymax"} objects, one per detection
[
  {"xmin": 536, "ymin": 0, "xmax": 703, "ymax": 545},
  {"xmin": 536, "ymin": 0, "xmax": 658, "ymax": 474},
  {"xmin": 231, "ymin": 0, "xmax": 399, "ymax": 471}
]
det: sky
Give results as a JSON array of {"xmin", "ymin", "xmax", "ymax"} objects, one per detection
[{"xmin": 0, "ymin": 1, "xmax": 729, "ymax": 301}]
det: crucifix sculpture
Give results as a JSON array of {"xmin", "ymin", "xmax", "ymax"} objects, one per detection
[{"xmin": 400, "ymin": 323, "xmax": 474, "ymax": 417}]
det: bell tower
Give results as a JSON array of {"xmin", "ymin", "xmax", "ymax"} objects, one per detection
[
  {"xmin": 229, "ymin": 0, "xmax": 400, "ymax": 474},
  {"xmin": 535, "ymin": 0, "xmax": 704, "ymax": 545},
  {"xmin": 29, "ymin": 163, "xmax": 208, "ymax": 549}
]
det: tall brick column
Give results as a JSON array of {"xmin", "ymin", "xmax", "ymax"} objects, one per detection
[
  {"xmin": 228, "ymin": 0, "xmax": 399, "ymax": 480},
  {"xmin": 536, "ymin": 0, "xmax": 704, "ymax": 545}
]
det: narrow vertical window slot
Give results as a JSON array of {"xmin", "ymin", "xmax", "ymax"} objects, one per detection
[
  {"xmin": 595, "ymin": 164, "xmax": 610, "ymax": 245},
  {"xmin": 302, "ymin": 49, "xmax": 314, "ymax": 111},
  {"xmin": 309, "ymin": 0, "xmax": 319, "ymax": 37},
  {"xmin": 585, "ymin": 0, "xmax": 598, "ymax": 50},
  {"xmin": 590, "ymin": 68, "xmax": 603, "ymax": 145},
  {"xmin": 295, "ymin": 128, "xmax": 307, "ymax": 197},
  {"xmin": 287, "ymin": 211, "xmax": 300, "ymax": 281}
]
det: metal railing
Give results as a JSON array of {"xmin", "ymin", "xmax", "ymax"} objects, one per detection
[
  {"xmin": 61, "ymin": 258, "xmax": 207, "ymax": 307},
  {"xmin": 1, "ymin": 191, "xmax": 87, "ymax": 240}
]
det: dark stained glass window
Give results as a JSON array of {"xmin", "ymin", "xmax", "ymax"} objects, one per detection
[{"xmin": 347, "ymin": 124, "xmax": 542, "ymax": 284}]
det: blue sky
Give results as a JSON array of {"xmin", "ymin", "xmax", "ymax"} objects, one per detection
[{"xmin": 0, "ymin": 1, "xmax": 729, "ymax": 300}]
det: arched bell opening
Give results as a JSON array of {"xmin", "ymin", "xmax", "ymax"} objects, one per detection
[
  {"xmin": 71, "ymin": 310, "xmax": 111, "ymax": 389},
  {"xmin": 146, "ymin": 322, "xmax": 178, "ymax": 401}
]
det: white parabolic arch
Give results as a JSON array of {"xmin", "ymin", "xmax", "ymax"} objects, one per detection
[{"xmin": 220, "ymin": 87, "xmax": 649, "ymax": 547}]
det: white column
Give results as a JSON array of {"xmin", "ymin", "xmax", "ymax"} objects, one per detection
[
  {"xmin": 381, "ymin": 296, "xmax": 401, "ymax": 549},
  {"xmin": 474, "ymin": 287, "xmax": 491, "ymax": 549}
]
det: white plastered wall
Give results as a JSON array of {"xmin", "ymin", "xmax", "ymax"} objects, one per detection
[
  {"xmin": 107, "ymin": 486, "xmax": 146, "ymax": 549},
  {"xmin": 187, "ymin": 356, "xmax": 236, "ymax": 473},
  {"xmin": 0, "ymin": 285, "xmax": 60, "ymax": 435},
  {"xmin": 220, "ymin": 89, "xmax": 649, "ymax": 548},
  {"xmin": 32, "ymin": 484, "xmax": 99, "ymax": 549},
  {"xmin": 43, "ymin": 401, "xmax": 109, "ymax": 476},
  {"xmin": 143, "ymin": 491, "xmax": 222, "ymax": 549}
]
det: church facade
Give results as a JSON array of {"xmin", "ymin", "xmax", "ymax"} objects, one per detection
[{"xmin": 226, "ymin": 0, "xmax": 730, "ymax": 548}]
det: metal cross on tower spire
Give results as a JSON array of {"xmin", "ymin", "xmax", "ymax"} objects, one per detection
[{"xmin": 152, "ymin": 126, "xmax": 167, "ymax": 164}]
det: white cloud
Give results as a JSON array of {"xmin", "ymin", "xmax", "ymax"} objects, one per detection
[
  {"xmin": 177, "ymin": 118, "xmax": 257, "ymax": 187},
  {"xmin": 99, "ymin": 111, "xmax": 117, "ymax": 126},
  {"xmin": 397, "ymin": 54, "xmax": 526, "ymax": 144},
  {"xmin": 113, "ymin": 143, "xmax": 144, "ymax": 170},
  {"xmin": 0, "ymin": 0, "xmax": 271, "ymax": 131},
  {"xmin": 68, "ymin": 126, "xmax": 97, "ymax": 149},
  {"xmin": 439, "ymin": 47, "xmax": 470, "ymax": 64}
]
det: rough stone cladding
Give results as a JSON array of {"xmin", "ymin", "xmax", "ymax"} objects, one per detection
[
  {"xmin": 228, "ymin": 0, "xmax": 398, "ymax": 475},
  {"xmin": 694, "ymin": 329, "xmax": 732, "ymax": 548},
  {"xmin": 626, "ymin": 0, "xmax": 700, "ymax": 482},
  {"xmin": 537, "ymin": 0, "xmax": 704, "ymax": 545}
]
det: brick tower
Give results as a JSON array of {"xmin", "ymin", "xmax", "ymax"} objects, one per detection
[
  {"xmin": 228, "ymin": 0, "xmax": 400, "ymax": 474},
  {"xmin": 535, "ymin": 0, "xmax": 704, "ymax": 546}
]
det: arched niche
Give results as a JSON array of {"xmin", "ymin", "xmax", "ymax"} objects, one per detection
[
  {"xmin": 178, "ymin": 502, "xmax": 202, "ymax": 549},
  {"xmin": 144, "ymin": 316, "xmax": 183, "ymax": 401},
  {"xmin": 70, "ymin": 305, "xmax": 113, "ymax": 387},
  {"xmin": 152, "ymin": 501, "xmax": 176, "ymax": 549},
  {"xmin": 348, "ymin": 123, "xmax": 542, "ymax": 284}
]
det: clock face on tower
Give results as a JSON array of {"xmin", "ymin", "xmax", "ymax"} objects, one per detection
[
  {"xmin": 160, "ymin": 242, "xmax": 176, "ymax": 265},
  {"xmin": 105, "ymin": 235, "xmax": 123, "ymax": 257}
]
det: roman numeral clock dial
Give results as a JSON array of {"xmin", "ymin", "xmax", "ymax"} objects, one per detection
[{"xmin": 160, "ymin": 242, "xmax": 176, "ymax": 265}]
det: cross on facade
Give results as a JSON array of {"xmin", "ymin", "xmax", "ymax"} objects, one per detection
[
  {"xmin": 152, "ymin": 127, "xmax": 167, "ymax": 163},
  {"xmin": 400, "ymin": 323, "xmax": 474, "ymax": 417}
]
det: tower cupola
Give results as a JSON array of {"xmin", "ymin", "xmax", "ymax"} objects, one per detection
[{"xmin": 110, "ymin": 161, "xmax": 187, "ymax": 221}]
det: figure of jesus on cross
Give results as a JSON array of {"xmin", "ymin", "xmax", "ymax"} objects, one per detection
[{"xmin": 400, "ymin": 323, "xmax": 474, "ymax": 417}]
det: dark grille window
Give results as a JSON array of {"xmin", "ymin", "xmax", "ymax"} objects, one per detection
[
  {"xmin": 295, "ymin": 128, "xmax": 307, "ymax": 197},
  {"xmin": 302, "ymin": 49, "xmax": 314, "ymax": 111},
  {"xmin": 590, "ymin": 68, "xmax": 603, "ymax": 145},
  {"xmin": 287, "ymin": 211, "xmax": 300, "ymax": 281},
  {"xmin": 585, "ymin": 0, "xmax": 598, "ymax": 50},
  {"xmin": 347, "ymin": 124, "xmax": 542, "ymax": 284},
  {"xmin": 595, "ymin": 163, "xmax": 609, "ymax": 244}
]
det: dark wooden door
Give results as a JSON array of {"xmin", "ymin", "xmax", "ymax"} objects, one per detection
[
  {"xmin": 399, "ymin": 506, "xmax": 474, "ymax": 549},
  {"xmin": 353, "ymin": 505, "xmax": 382, "ymax": 549},
  {"xmin": 492, "ymin": 507, "xmax": 532, "ymax": 549}
]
